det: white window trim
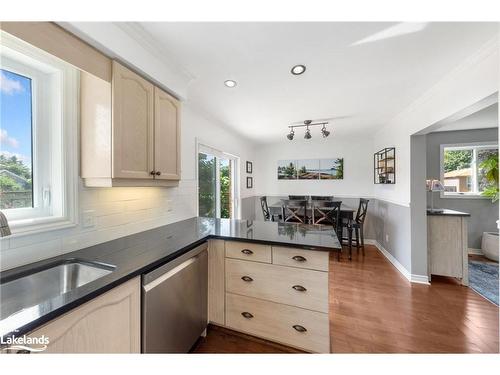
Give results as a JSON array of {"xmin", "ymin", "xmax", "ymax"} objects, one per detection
[
  {"xmin": 439, "ymin": 141, "xmax": 498, "ymax": 199},
  {"xmin": 1, "ymin": 31, "xmax": 78, "ymax": 236},
  {"xmin": 196, "ymin": 140, "xmax": 241, "ymax": 219}
]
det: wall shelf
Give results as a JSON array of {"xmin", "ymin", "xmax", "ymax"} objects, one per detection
[{"xmin": 374, "ymin": 147, "xmax": 396, "ymax": 184}]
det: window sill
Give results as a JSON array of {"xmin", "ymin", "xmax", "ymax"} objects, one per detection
[
  {"xmin": 440, "ymin": 193, "xmax": 490, "ymax": 200},
  {"xmin": 6, "ymin": 216, "xmax": 77, "ymax": 238}
]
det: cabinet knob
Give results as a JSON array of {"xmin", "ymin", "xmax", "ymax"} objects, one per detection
[
  {"xmin": 155, "ymin": 171, "xmax": 161, "ymax": 176},
  {"xmin": 241, "ymin": 312, "xmax": 254, "ymax": 319},
  {"xmin": 241, "ymin": 249, "xmax": 253, "ymax": 255},
  {"xmin": 292, "ymin": 255, "xmax": 307, "ymax": 262},
  {"xmin": 150, "ymin": 171, "xmax": 155, "ymax": 176},
  {"xmin": 241, "ymin": 276, "xmax": 253, "ymax": 282},
  {"xmin": 292, "ymin": 285, "xmax": 307, "ymax": 292},
  {"xmin": 292, "ymin": 325, "xmax": 307, "ymax": 333}
]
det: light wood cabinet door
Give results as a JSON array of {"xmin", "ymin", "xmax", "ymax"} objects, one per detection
[
  {"xmin": 28, "ymin": 277, "xmax": 141, "ymax": 353},
  {"xmin": 112, "ymin": 61, "xmax": 154, "ymax": 179},
  {"xmin": 154, "ymin": 86, "xmax": 181, "ymax": 180},
  {"xmin": 226, "ymin": 258, "xmax": 328, "ymax": 313},
  {"xmin": 208, "ymin": 240, "xmax": 225, "ymax": 325},
  {"xmin": 226, "ymin": 293, "xmax": 330, "ymax": 353}
]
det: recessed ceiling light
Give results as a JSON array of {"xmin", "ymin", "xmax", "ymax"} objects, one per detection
[
  {"xmin": 291, "ymin": 64, "xmax": 306, "ymax": 75},
  {"xmin": 224, "ymin": 80, "xmax": 237, "ymax": 88}
]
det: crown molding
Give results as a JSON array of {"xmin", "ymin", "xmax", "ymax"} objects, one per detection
[{"xmin": 114, "ymin": 22, "xmax": 195, "ymax": 82}]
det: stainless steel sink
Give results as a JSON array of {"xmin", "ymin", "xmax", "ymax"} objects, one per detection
[{"xmin": 0, "ymin": 259, "xmax": 115, "ymax": 319}]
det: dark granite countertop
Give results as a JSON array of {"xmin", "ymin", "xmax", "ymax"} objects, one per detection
[
  {"xmin": 426, "ymin": 208, "xmax": 470, "ymax": 217},
  {"xmin": 0, "ymin": 217, "xmax": 340, "ymax": 340}
]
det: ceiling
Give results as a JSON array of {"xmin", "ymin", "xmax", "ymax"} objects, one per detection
[
  {"xmin": 133, "ymin": 22, "xmax": 498, "ymax": 143},
  {"xmin": 433, "ymin": 103, "xmax": 498, "ymax": 132}
]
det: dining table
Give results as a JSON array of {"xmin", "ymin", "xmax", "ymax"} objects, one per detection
[{"xmin": 267, "ymin": 198, "xmax": 357, "ymax": 259}]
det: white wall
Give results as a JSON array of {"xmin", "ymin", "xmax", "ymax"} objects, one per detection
[
  {"xmin": 0, "ymin": 102, "xmax": 256, "ymax": 271},
  {"xmin": 181, "ymin": 103, "xmax": 256, "ymax": 200},
  {"xmin": 372, "ymin": 35, "xmax": 499, "ymax": 277},
  {"xmin": 374, "ymin": 37, "xmax": 499, "ymax": 206},
  {"xmin": 254, "ymin": 135, "xmax": 374, "ymax": 198}
]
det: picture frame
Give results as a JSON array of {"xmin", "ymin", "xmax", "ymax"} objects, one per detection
[
  {"xmin": 246, "ymin": 176, "xmax": 253, "ymax": 188},
  {"xmin": 246, "ymin": 161, "xmax": 253, "ymax": 174}
]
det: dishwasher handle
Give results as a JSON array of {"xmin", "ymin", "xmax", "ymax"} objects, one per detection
[{"xmin": 143, "ymin": 254, "xmax": 200, "ymax": 292}]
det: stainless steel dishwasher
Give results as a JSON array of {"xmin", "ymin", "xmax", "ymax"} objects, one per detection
[{"xmin": 142, "ymin": 243, "xmax": 208, "ymax": 353}]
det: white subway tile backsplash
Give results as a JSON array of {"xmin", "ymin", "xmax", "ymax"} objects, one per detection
[{"xmin": 0, "ymin": 180, "xmax": 198, "ymax": 271}]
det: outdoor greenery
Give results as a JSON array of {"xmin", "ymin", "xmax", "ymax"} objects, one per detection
[
  {"xmin": 479, "ymin": 152, "xmax": 499, "ymax": 202},
  {"xmin": 220, "ymin": 164, "xmax": 231, "ymax": 218},
  {"xmin": 0, "ymin": 154, "xmax": 33, "ymax": 209},
  {"xmin": 443, "ymin": 150, "xmax": 472, "ymax": 173},
  {"xmin": 198, "ymin": 153, "xmax": 231, "ymax": 218}
]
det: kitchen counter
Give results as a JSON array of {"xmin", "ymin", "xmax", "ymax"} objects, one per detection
[
  {"xmin": 426, "ymin": 208, "xmax": 470, "ymax": 217},
  {"xmin": 0, "ymin": 217, "xmax": 341, "ymax": 340}
]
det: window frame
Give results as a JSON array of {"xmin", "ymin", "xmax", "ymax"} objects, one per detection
[
  {"xmin": 1, "ymin": 31, "xmax": 78, "ymax": 235},
  {"xmin": 439, "ymin": 141, "xmax": 498, "ymax": 199},
  {"xmin": 196, "ymin": 141, "xmax": 241, "ymax": 219}
]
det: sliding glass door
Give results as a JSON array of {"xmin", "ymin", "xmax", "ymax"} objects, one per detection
[{"xmin": 198, "ymin": 145, "xmax": 238, "ymax": 219}]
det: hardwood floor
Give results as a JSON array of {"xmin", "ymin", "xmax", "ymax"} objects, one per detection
[
  {"xmin": 193, "ymin": 245, "xmax": 499, "ymax": 353},
  {"xmin": 192, "ymin": 325, "xmax": 303, "ymax": 353}
]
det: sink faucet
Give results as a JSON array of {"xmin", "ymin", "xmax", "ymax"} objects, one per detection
[{"xmin": 0, "ymin": 210, "xmax": 11, "ymax": 237}]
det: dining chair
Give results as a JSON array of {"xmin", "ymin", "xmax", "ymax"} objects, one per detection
[
  {"xmin": 348, "ymin": 198, "xmax": 369, "ymax": 256},
  {"xmin": 310, "ymin": 195, "xmax": 334, "ymax": 201},
  {"xmin": 260, "ymin": 196, "xmax": 281, "ymax": 222},
  {"xmin": 282, "ymin": 199, "xmax": 308, "ymax": 223},
  {"xmin": 312, "ymin": 200, "xmax": 337, "ymax": 225},
  {"xmin": 288, "ymin": 195, "xmax": 308, "ymax": 201}
]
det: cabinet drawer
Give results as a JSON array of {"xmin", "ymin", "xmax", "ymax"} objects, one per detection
[
  {"xmin": 225, "ymin": 241, "xmax": 272, "ymax": 263},
  {"xmin": 225, "ymin": 258, "xmax": 328, "ymax": 313},
  {"xmin": 272, "ymin": 246, "xmax": 329, "ymax": 271},
  {"xmin": 226, "ymin": 293, "xmax": 330, "ymax": 353}
]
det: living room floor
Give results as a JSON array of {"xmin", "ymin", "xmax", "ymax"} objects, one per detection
[{"xmin": 193, "ymin": 245, "xmax": 499, "ymax": 353}]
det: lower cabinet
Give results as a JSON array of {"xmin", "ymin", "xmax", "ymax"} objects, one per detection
[
  {"xmin": 208, "ymin": 240, "xmax": 331, "ymax": 353},
  {"xmin": 28, "ymin": 277, "xmax": 141, "ymax": 353},
  {"xmin": 226, "ymin": 293, "xmax": 329, "ymax": 353}
]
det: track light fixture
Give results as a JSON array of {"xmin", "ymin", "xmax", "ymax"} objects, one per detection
[
  {"xmin": 304, "ymin": 126, "xmax": 312, "ymax": 139},
  {"xmin": 286, "ymin": 120, "xmax": 331, "ymax": 140},
  {"xmin": 321, "ymin": 125, "xmax": 330, "ymax": 138}
]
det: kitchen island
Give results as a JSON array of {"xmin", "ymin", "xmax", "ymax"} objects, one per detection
[{"xmin": 0, "ymin": 217, "xmax": 340, "ymax": 353}]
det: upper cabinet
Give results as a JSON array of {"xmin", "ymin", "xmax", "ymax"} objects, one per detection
[
  {"xmin": 81, "ymin": 61, "xmax": 181, "ymax": 187},
  {"xmin": 112, "ymin": 62, "xmax": 154, "ymax": 180},
  {"xmin": 154, "ymin": 86, "xmax": 181, "ymax": 180}
]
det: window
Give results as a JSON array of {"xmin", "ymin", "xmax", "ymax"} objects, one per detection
[
  {"xmin": 197, "ymin": 143, "xmax": 239, "ymax": 219},
  {"xmin": 441, "ymin": 143, "xmax": 498, "ymax": 197},
  {"xmin": 0, "ymin": 32, "xmax": 78, "ymax": 234}
]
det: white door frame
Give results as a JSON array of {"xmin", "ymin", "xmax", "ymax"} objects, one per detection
[{"xmin": 196, "ymin": 139, "xmax": 240, "ymax": 219}]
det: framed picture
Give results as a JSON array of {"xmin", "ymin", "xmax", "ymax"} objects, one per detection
[
  {"xmin": 246, "ymin": 176, "xmax": 253, "ymax": 188},
  {"xmin": 246, "ymin": 161, "xmax": 253, "ymax": 174}
]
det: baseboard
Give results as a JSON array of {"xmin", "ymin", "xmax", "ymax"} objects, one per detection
[
  {"xmin": 366, "ymin": 239, "xmax": 430, "ymax": 285},
  {"xmin": 468, "ymin": 248, "xmax": 483, "ymax": 255}
]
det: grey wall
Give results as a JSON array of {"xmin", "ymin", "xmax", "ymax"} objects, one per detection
[
  {"xmin": 241, "ymin": 196, "xmax": 257, "ymax": 221},
  {"xmin": 370, "ymin": 199, "xmax": 412, "ymax": 273},
  {"xmin": 246, "ymin": 195, "xmax": 418, "ymax": 275},
  {"xmin": 426, "ymin": 128, "xmax": 499, "ymax": 249},
  {"xmin": 410, "ymin": 135, "xmax": 429, "ymax": 277}
]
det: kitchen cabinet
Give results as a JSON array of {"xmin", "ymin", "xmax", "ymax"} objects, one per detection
[
  {"xmin": 81, "ymin": 61, "xmax": 181, "ymax": 187},
  {"xmin": 208, "ymin": 239, "xmax": 225, "ymax": 326},
  {"xmin": 217, "ymin": 240, "xmax": 330, "ymax": 353},
  {"xmin": 28, "ymin": 277, "xmax": 141, "ymax": 353},
  {"xmin": 427, "ymin": 211, "xmax": 469, "ymax": 286}
]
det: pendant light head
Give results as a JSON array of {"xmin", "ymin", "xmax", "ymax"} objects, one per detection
[
  {"xmin": 304, "ymin": 126, "xmax": 312, "ymax": 140},
  {"xmin": 321, "ymin": 125, "xmax": 330, "ymax": 138},
  {"xmin": 287, "ymin": 128, "xmax": 295, "ymax": 140}
]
